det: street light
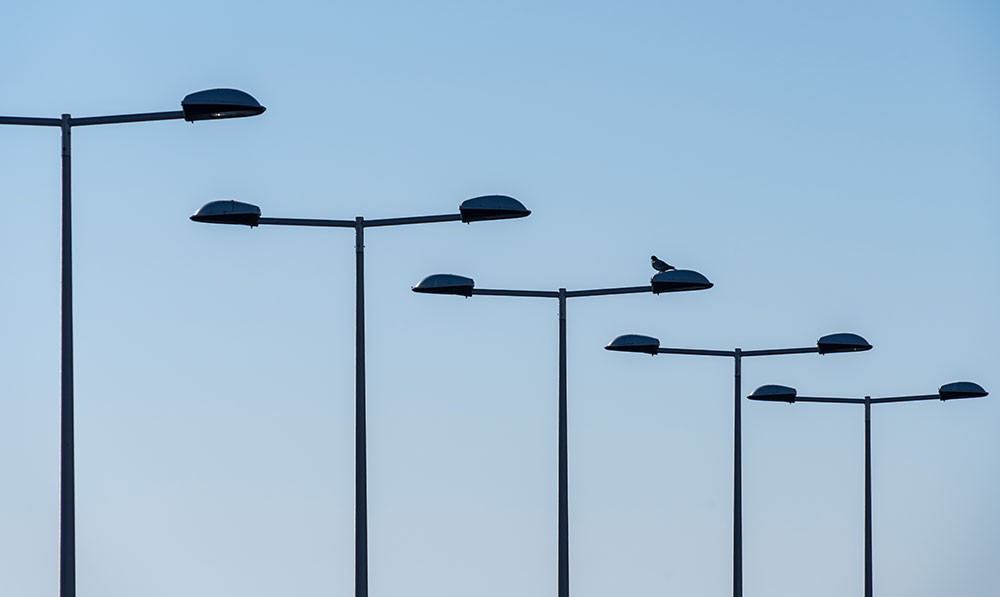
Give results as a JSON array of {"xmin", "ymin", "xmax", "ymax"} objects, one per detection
[
  {"xmin": 412, "ymin": 268, "xmax": 713, "ymax": 597},
  {"xmin": 749, "ymin": 380, "xmax": 988, "ymax": 597},
  {"xmin": 604, "ymin": 332, "xmax": 872, "ymax": 597},
  {"xmin": 191, "ymin": 195, "xmax": 530, "ymax": 597},
  {"xmin": 0, "ymin": 87, "xmax": 265, "ymax": 597}
]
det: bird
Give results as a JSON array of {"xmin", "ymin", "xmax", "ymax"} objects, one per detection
[{"xmin": 650, "ymin": 255, "xmax": 675, "ymax": 273}]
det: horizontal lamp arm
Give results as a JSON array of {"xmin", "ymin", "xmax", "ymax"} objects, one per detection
[
  {"xmin": 795, "ymin": 396, "xmax": 866, "ymax": 404},
  {"xmin": 0, "ymin": 116, "xmax": 62, "ymax": 126},
  {"xmin": 870, "ymin": 394, "xmax": 940, "ymax": 404},
  {"xmin": 70, "ymin": 111, "xmax": 186, "ymax": 126},
  {"xmin": 657, "ymin": 347, "xmax": 736, "ymax": 357},
  {"xmin": 472, "ymin": 288, "xmax": 560, "ymax": 298},
  {"xmin": 258, "ymin": 217, "xmax": 355, "ymax": 228},
  {"xmin": 741, "ymin": 347, "xmax": 819, "ymax": 357},
  {"xmin": 565, "ymin": 286, "xmax": 651, "ymax": 298},
  {"xmin": 363, "ymin": 213, "xmax": 463, "ymax": 227}
]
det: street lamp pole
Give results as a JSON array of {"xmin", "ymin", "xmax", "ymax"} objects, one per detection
[
  {"xmin": 864, "ymin": 395, "xmax": 872, "ymax": 597},
  {"xmin": 354, "ymin": 217, "xmax": 368, "ymax": 597},
  {"xmin": 1, "ymin": 88, "xmax": 265, "ymax": 597},
  {"xmin": 60, "ymin": 112, "xmax": 76, "ymax": 597},
  {"xmin": 604, "ymin": 332, "xmax": 873, "ymax": 597},
  {"xmin": 412, "ymin": 269, "xmax": 714, "ymax": 597},
  {"xmin": 748, "ymin": 381, "xmax": 989, "ymax": 597},
  {"xmin": 732, "ymin": 348, "xmax": 741, "ymax": 597},
  {"xmin": 191, "ymin": 195, "xmax": 530, "ymax": 597},
  {"xmin": 557, "ymin": 289, "xmax": 569, "ymax": 597}
]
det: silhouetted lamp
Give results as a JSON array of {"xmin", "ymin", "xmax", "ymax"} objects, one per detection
[
  {"xmin": 190, "ymin": 193, "xmax": 528, "ymax": 597},
  {"xmin": 411, "ymin": 262, "xmax": 712, "ymax": 597},
  {"xmin": 604, "ymin": 334, "xmax": 661, "ymax": 355},
  {"xmin": 937, "ymin": 381, "xmax": 988, "ymax": 400},
  {"xmin": 749, "ymin": 381, "xmax": 989, "ymax": 403},
  {"xmin": 816, "ymin": 332, "xmax": 872, "ymax": 354},
  {"xmin": 0, "ymin": 89, "xmax": 264, "ymax": 597},
  {"xmin": 605, "ymin": 332, "xmax": 872, "ymax": 358},
  {"xmin": 748, "ymin": 378, "xmax": 987, "ymax": 597},
  {"xmin": 748, "ymin": 384, "xmax": 798, "ymax": 403},
  {"xmin": 1, "ymin": 88, "xmax": 266, "ymax": 597},
  {"xmin": 458, "ymin": 195, "xmax": 531, "ymax": 222},
  {"xmin": 191, "ymin": 195, "xmax": 529, "ymax": 229},
  {"xmin": 650, "ymin": 269, "xmax": 714, "ymax": 293},
  {"xmin": 190, "ymin": 200, "xmax": 262, "ymax": 227},
  {"xmin": 181, "ymin": 88, "xmax": 267, "ymax": 122},
  {"xmin": 411, "ymin": 274, "xmax": 476, "ymax": 297}
]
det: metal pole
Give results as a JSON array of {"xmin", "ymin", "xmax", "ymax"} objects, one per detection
[
  {"xmin": 355, "ymin": 217, "xmax": 368, "ymax": 597},
  {"xmin": 864, "ymin": 396, "xmax": 872, "ymax": 597},
  {"xmin": 733, "ymin": 349, "xmax": 742, "ymax": 597},
  {"xmin": 59, "ymin": 114, "xmax": 76, "ymax": 597},
  {"xmin": 557, "ymin": 289, "xmax": 569, "ymax": 597}
]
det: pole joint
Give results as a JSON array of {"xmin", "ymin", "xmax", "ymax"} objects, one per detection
[{"xmin": 61, "ymin": 114, "xmax": 71, "ymax": 157}]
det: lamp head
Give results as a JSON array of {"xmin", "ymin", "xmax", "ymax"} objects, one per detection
[
  {"xmin": 749, "ymin": 384, "xmax": 797, "ymax": 403},
  {"xmin": 182, "ymin": 88, "xmax": 266, "ymax": 122},
  {"xmin": 938, "ymin": 381, "xmax": 988, "ymax": 400},
  {"xmin": 412, "ymin": 274, "xmax": 475, "ymax": 297},
  {"xmin": 605, "ymin": 334, "xmax": 661, "ymax": 355},
  {"xmin": 651, "ymin": 269, "xmax": 713, "ymax": 294},
  {"xmin": 817, "ymin": 333, "xmax": 872, "ymax": 355},
  {"xmin": 459, "ymin": 195, "xmax": 530, "ymax": 223},
  {"xmin": 190, "ymin": 200, "xmax": 262, "ymax": 227}
]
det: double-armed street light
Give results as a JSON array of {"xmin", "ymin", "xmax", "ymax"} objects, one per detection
[
  {"xmin": 0, "ymin": 88, "xmax": 266, "ymax": 597},
  {"xmin": 190, "ymin": 195, "xmax": 530, "ymax": 597},
  {"xmin": 749, "ymin": 381, "xmax": 989, "ymax": 597},
  {"xmin": 604, "ymin": 332, "xmax": 872, "ymax": 597},
  {"xmin": 411, "ymin": 268, "xmax": 714, "ymax": 597}
]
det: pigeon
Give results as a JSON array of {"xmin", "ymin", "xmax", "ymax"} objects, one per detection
[{"xmin": 650, "ymin": 255, "xmax": 675, "ymax": 273}]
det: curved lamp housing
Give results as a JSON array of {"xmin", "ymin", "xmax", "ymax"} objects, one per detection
[
  {"xmin": 182, "ymin": 88, "xmax": 266, "ymax": 122},
  {"xmin": 651, "ymin": 269, "xmax": 713, "ymax": 294},
  {"xmin": 938, "ymin": 381, "xmax": 988, "ymax": 400},
  {"xmin": 412, "ymin": 274, "xmax": 475, "ymax": 297},
  {"xmin": 459, "ymin": 195, "xmax": 531, "ymax": 223},
  {"xmin": 817, "ymin": 332, "xmax": 873, "ymax": 354},
  {"xmin": 190, "ymin": 200, "xmax": 262, "ymax": 227},
  {"xmin": 749, "ymin": 384, "xmax": 797, "ymax": 403},
  {"xmin": 605, "ymin": 334, "xmax": 661, "ymax": 355}
]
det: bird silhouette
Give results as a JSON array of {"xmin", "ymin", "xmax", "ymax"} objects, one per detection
[{"xmin": 650, "ymin": 255, "xmax": 675, "ymax": 273}]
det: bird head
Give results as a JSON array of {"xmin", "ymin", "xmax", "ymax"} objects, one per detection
[{"xmin": 650, "ymin": 255, "xmax": 657, "ymax": 260}]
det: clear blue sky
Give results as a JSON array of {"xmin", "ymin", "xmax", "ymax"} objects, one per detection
[{"xmin": 1, "ymin": 1, "xmax": 997, "ymax": 596}]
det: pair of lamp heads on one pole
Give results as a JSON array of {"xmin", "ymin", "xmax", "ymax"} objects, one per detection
[
  {"xmin": 606, "ymin": 332, "xmax": 988, "ymax": 402},
  {"xmin": 191, "ymin": 195, "xmax": 531, "ymax": 226}
]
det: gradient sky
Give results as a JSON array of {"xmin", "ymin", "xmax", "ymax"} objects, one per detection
[{"xmin": 1, "ymin": 2, "xmax": 998, "ymax": 596}]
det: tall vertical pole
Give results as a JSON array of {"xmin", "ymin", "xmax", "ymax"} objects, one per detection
[
  {"xmin": 733, "ymin": 349, "xmax": 742, "ymax": 597},
  {"xmin": 355, "ymin": 217, "xmax": 368, "ymax": 597},
  {"xmin": 59, "ymin": 114, "xmax": 76, "ymax": 597},
  {"xmin": 864, "ymin": 397, "xmax": 872, "ymax": 597},
  {"xmin": 557, "ymin": 289, "xmax": 568, "ymax": 597}
]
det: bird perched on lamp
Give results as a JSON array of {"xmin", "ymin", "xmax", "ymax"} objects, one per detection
[{"xmin": 650, "ymin": 255, "xmax": 675, "ymax": 273}]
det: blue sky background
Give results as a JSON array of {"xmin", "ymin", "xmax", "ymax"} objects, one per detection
[{"xmin": 1, "ymin": 1, "xmax": 998, "ymax": 596}]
